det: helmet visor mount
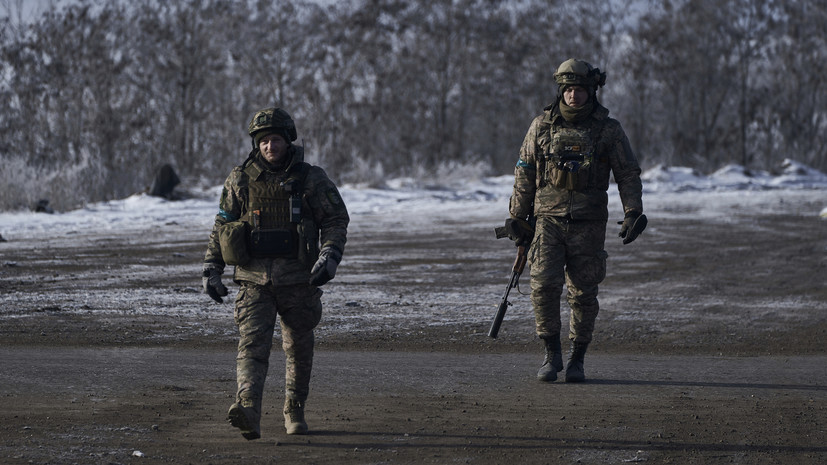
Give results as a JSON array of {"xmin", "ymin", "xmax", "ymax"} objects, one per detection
[{"xmin": 553, "ymin": 59, "xmax": 606, "ymax": 99}]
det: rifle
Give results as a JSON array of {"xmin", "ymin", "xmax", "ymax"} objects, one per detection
[{"xmin": 487, "ymin": 242, "xmax": 528, "ymax": 339}]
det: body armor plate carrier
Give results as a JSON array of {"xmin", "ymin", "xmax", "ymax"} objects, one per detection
[
  {"xmin": 547, "ymin": 125, "xmax": 595, "ymax": 191},
  {"xmin": 244, "ymin": 163, "xmax": 309, "ymax": 259}
]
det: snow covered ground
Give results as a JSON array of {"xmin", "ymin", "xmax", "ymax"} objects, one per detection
[
  {"xmin": 1, "ymin": 159, "xmax": 825, "ymax": 240},
  {"xmin": 0, "ymin": 158, "xmax": 825, "ymax": 350}
]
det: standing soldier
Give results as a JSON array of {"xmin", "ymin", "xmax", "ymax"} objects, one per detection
[
  {"xmin": 202, "ymin": 107, "xmax": 349, "ymax": 438},
  {"xmin": 505, "ymin": 59, "xmax": 646, "ymax": 383}
]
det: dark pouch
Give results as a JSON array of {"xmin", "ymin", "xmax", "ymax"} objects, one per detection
[{"xmin": 249, "ymin": 228, "xmax": 298, "ymax": 258}]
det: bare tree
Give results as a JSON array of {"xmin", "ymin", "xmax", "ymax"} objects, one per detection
[
  {"xmin": 1, "ymin": 0, "xmax": 824, "ymax": 211},
  {"xmin": 767, "ymin": 0, "xmax": 827, "ymax": 172}
]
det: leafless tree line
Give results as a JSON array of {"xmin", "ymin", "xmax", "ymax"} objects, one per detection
[{"xmin": 1, "ymin": 0, "xmax": 824, "ymax": 210}]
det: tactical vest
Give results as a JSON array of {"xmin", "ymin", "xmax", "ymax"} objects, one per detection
[
  {"xmin": 241, "ymin": 162, "xmax": 310, "ymax": 259},
  {"xmin": 538, "ymin": 117, "xmax": 604, "ymax": 191}
]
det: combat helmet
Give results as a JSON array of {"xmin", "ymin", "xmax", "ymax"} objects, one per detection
[
  {"xmin": 553, "ymin": 58, "xmax": 606, "ymax": 95},
  {"xmin": 248, "ymin": 107, "xmax": 297, "ymax": 147}
]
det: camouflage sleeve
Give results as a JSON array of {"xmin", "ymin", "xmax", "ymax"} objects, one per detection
[
  {"xmin": 203, "ymin": 168, "xmax": 246, "ymax": 266},
  {"xmin": 305, "ymin": 166, "xmax": 349, "ymax": 254},
  {"xmin": 509, "ymin": 115, "xmax": 542, "ymax": 219},
  {"xmin": 605, "ymin": 119, "xmax": 643, "ymax": 215}
]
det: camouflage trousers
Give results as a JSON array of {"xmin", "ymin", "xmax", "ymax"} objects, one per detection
[
  {"xmin": 529, "ymin": 216, "xmax": 608, "ymax": 344},
  {"xmin": 233, "ymin": 282, "xmax": 323, "ymax": 408}
]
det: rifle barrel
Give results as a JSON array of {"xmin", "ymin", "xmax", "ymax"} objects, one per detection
[{"xmin": 487, "ymin": 245, "xmax": 527, "ymax": 339}]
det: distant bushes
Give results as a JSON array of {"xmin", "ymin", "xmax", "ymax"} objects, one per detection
[{"xmin": 0, "ymin": 0, "xmax": 824, "ymax": 211}]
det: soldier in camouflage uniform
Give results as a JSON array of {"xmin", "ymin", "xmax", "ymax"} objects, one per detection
[
  {"xmin": 202, "ymin": 107, "xmax": 349, "ymax": 438},
  {"xmin": 505, "ymin": 59, "xmax": 646, "ymax": 383}
]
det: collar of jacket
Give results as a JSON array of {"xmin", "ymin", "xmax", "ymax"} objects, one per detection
[
  {"xmin": 543, "ymin": 101, "xmax": 610, "ymax": 126},
  {"xmin": 247, "ymin": 145, "xmax": 305, "ymax": 181}
]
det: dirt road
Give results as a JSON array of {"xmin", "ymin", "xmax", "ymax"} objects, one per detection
[
  {"xmin": 1, "ymin": 347, "xmax": 825, "ymax": 464},
  {"xmin": 1, "ymin": 189, "xmax": 825, "ymax": 464}
]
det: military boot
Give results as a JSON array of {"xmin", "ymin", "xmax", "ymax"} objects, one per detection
[
  {"xmin": 283, "ymin": 398, "xmax": 308, "ymax": 435},
  {"xmin": 227, "ymin": 396, "xmax": 261, "ymax": 440},
  {"xmin": 537, "ymin": 335, "xmax": 563, "ymax": 382},
  {"xmin": 564, "ymin": 341, "xmax": 589, "ymax": 383}
]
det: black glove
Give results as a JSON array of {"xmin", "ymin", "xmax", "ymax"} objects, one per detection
[
  {"xmin": 309, "ymin": 246, "xmax": 342, "ymax": 286},
  {"xmin": 202, "ymin": 263, "xmax": 228, "ymax": 303},
  {"xmin": 618, "ymin": 211, "xmax": 648, "ymax": 245},
  {"xmin": 504, "ymin": 217, "xmax": 534, "ymax": 246}
]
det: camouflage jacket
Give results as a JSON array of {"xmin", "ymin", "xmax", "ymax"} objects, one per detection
[
  {"xmin": 509, "ymin": 103, "xmax": 643, "ymax": 221},
  {"xmin": 204, "ymin": 145, "xmax": 349, "ymax": 286}
]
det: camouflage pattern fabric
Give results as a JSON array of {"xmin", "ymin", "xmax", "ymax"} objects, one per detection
[
  {"xmin": 511, "ymin": 102, "xmax": 643, "ymax": 343},
  {"xmin": 203, "ymin": 143, "xmax": 348, "ymax": 419},
  {"xmin": 234, "ymin": 283, "xmax": 322, "ymax": 406},
  {"xmin": 529, "ymin": 217, "xmax": 607, "ymax": 343},
  {"xmin": 510, "ymin": 104, "xmax": 642, "ymax": 221},
  {"xmin": 204, "ymin": 144, "xmax": 349, "ymax": 284}
]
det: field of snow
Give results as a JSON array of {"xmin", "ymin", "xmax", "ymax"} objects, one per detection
[
  {"xmin": 1, "ymin": 159, "xmax": 825, "ymax": 240},
  {"xmin": 0, "ymin": 158, "xmax": 824, "ymax": 351}
]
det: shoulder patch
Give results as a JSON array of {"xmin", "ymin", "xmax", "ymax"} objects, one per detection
[
  {"xmin": 218, "ymin": 208, "xmax": 238, "ymax": 222},
  {"xmin": 325, "ymin": 188, "xmax": 343, "ymax": 205},
  {"xmin": 516, "ymin": 159, "xmax": 536, "ymax": 170}
]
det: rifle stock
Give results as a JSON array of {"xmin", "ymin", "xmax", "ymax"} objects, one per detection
[{"xmin": 487, "ymin": 245, "xmax": 527, "ymax": 338}]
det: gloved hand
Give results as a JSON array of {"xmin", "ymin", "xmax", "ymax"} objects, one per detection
[
  {"xmin": 309, "ymin": 246, "xmax": 342, "ymax": 286},
  {"xmin": 202, "ymin": 263, "xmax": 228, "ymax": 303},
  {"xmin": 618, "ymin": 211, "xmax": 648, "ymax": 245},
  {"xmin": 504, "ymin": 217, "xmax": 534, "ymax": 246}
]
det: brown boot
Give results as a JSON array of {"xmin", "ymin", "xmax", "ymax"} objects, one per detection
[
  {"xmin": 227, "ymin": 398, "xmax": 261, "ymax": 440},
  {"xmin": 283, "ymin": 398, "xmax": 308, "ymax": 435}
]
